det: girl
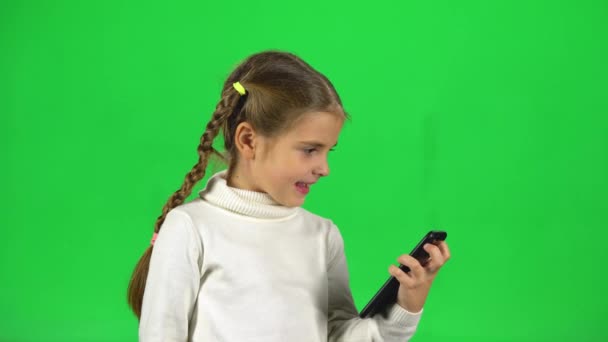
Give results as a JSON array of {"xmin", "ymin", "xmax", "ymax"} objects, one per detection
[{"xmin": 127, "ymin": 50, "xmax": 450, "ymax": 342}]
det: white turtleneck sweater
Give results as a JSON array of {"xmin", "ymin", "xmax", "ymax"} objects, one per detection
[{"xmin": 139, "ymin": 170, "xmax": 423, "ymax": 342}]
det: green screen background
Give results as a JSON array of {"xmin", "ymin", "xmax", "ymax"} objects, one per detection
[{"xmin": 2, "ymin": 0, "xmax": 607, "ymax": 341}]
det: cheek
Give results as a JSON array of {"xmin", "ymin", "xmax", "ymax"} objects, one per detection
[
  {"xmin": 263, "ymin": 158, "xmax": 294, "ymax": 181},
  {"xmin": 269, "ymin": 161, "xmax": 300, "ymax": 184},
  {"xmin": 261, "ymin": 151, "xmax": 306, "ymax": 182}
]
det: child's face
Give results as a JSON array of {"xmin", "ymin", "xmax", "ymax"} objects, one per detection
[{"xmin": 253, "ymin": 111, "xmax": 344, "ymax": 207}]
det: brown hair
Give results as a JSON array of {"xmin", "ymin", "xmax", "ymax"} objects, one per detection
[{"xmin": 126, "ymin": 49, "xmax": 351, "ymax": 319}]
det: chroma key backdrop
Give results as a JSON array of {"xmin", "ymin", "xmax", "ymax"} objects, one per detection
[{"xmin": 1, "ymin": 0, "xmax": 607, "ymax": 341}]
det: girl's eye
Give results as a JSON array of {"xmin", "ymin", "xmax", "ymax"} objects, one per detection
[{"xmin": 303, "ymin": 147, "xmax": 336, "ymax": 154}]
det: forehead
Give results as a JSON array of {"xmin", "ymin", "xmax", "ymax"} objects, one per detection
[{"xmin": 282, "ymin": 111, "xmax": 344, "ymax": 142}]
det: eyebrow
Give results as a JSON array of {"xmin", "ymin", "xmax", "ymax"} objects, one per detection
[{"xmin": 299, "ymin": 141, "xmax": 338, "ymax": 148}]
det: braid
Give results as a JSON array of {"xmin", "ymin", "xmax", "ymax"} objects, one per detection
[
  {"xmin": 154, "ymin": 90, "xmax": 241, "ymax": 232},
  {"xmin": 127, "ymin": 88, "xmax": 242, "ymax": 319}
]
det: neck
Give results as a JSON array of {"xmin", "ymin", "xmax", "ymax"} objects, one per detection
[
  {"xmin": 226, "ymin": 163, "xmax": 263, "ymax": 192},
  {"xmin": 198, "ymin": 169, "xmax": 299, "ymax": 219}
]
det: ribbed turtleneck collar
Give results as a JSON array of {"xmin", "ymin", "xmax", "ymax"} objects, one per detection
[{"xmin": 198, "ymin": 169, "xmax": 299, "ymax": 219}]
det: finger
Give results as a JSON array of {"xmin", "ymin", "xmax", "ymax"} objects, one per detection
[
  {"xmin": 389, "ymin": 264, "xmax": 414, "ymax": 287},
  {"xmin": 424, "ymin": 258, "xmax": 442, "ymax": 274},
  {"xmin": 437, "ymin": 241, "xmax": 451, "ymax": 261},
  {"xmin": 398, "ymin": 254, "xmax": 425, "ymax": 279},
  {"xmin": 424, "ymin": 243, "xmax": 445, "ymax": 267}
]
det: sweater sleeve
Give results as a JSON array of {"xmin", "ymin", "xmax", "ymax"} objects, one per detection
[
  {"xmin": 326, "ymin": 223, "xmax": 423, "ymax": 342},
  {"xmin": 139, "ymin": 208, "xmax": 203, "ymax": 342}
]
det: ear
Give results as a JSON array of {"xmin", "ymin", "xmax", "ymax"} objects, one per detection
[{"xmin": 234, "ymin": 121, "xmax": 258, "ymax": 160}]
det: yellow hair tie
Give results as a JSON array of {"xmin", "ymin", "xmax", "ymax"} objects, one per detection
[{"xmin": 233, "ymin": 82, "xmax": 246, "ymax": 95}]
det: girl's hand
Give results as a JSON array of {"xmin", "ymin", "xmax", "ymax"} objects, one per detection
[{"xmin": 388, "ymin": 241, "xmax": 451, "ymax": 313}]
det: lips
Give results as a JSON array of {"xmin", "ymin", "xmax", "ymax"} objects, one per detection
[{"xmin": 295, "ymin": 181, "xmax": 312, "ymax": 194}]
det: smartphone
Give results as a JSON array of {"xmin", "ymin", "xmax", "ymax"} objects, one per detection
[{"xmin": 359, "ymin": 230, "xmax": 447, "ymax": 318}]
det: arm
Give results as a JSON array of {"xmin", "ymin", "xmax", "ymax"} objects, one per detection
[
  {"xmin": 139, "ymin": 209, "xmax": 203, "ymax": 342},
  {"xmin": 327, "ymin": 224, "xmax": 423, "ymax": 342}
]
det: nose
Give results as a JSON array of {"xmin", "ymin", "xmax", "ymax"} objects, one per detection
[{"xmin": 314, "ymin": 158, "xmax": 330, "ymax": 177}]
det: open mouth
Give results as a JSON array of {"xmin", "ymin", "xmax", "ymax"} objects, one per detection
[{"xmin": 295, "ymin": 182, "xmax": 310, "ymax": 194}]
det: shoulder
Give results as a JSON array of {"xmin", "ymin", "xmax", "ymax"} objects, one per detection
[
  {"xmin": 294, "ymin": 208, "xmax": 346, "ymax": 268},
  {"xmin": 296, "ymin": 207, "xmax": 344, "ymax": 247},
  {"xmin": 153, "ymin": 203, "xmax": 204, "ymax": 256},
  {"xmin": 158, "ymin": 200, "xmax": 208, "ymax": 243},
  {"xmin": 296, "ymin": 207, "xmax": 339, "ymax": 230},
  {"xmin": 168, "ymin": 198, "xmax": 218, "ymax": 225}
]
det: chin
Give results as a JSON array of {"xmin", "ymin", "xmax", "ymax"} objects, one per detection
[{"xmin": 282, "ymin": 198, "xmax": 304, "ymax": 208}]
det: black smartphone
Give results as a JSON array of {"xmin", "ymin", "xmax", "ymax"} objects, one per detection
[{"xmin": 359, "ymin": 230, "xmax": 448, "ymax": 318}]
